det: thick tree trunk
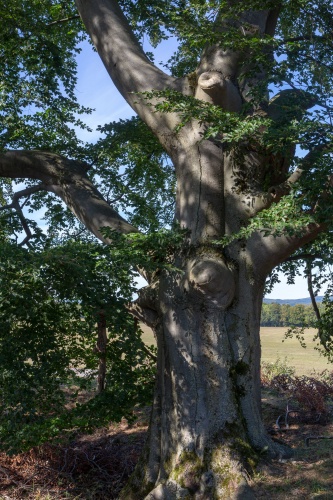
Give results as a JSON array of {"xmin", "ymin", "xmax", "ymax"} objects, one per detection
[
  {"xmin": 119, "ymin": 122, "xmax": 299, "ymax": 498},
  {"xmin": 121, "ymin": 253, "xmax": 290, "ymax": 499}
]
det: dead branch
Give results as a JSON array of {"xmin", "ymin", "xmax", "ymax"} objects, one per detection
[
  {"xmin": 305, "ymin": 435, "xmax": 333, "ymax": 447},
  {"xmin": 47, "ymin": 15, "xmax": 80, "ymax": 27}
]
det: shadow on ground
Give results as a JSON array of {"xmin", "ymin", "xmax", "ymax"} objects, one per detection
[{"xmin": 0, "ymin": 397, "xmax": 332, "ymax": 499}]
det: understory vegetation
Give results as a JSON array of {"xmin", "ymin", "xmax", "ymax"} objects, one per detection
[{"xmin": 0, "ymin": 358, "xmax": 332, "ymax": 499}]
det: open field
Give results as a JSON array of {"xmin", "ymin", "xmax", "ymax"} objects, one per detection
[
  {"xmin": 140, "ymin": 325, "xmax": 333, "ymax": 376},
  {"xmin": 260, "ymin": 327, "xmax": 332, "ymax": 375}
]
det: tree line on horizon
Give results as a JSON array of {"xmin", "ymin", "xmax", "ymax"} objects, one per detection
[{"xmin": 261, "ymin": 302, "xmax": 322, "ymax": 327}]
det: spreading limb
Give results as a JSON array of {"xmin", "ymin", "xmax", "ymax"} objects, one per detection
[
  {"xmin": 251, "ymin": 223, "xmax": 324, "ymax": 277},
  {"xmin": 0, "ymin": 150, "xmax": 138, "ymax": 241},
  {"xmin": 127, "ymin": 282, "xmax": 159, "ymax": 328},
  {"xmin": 267, "ymin": 89, "xmax": 317, "ymax": 122},
  {"xmin": 251, "ymin": 168, "xmax": 303, "ymax": 216},
  {"xmin": 74, "ymin": 0, "xmax": 187, "ymax": 138}
]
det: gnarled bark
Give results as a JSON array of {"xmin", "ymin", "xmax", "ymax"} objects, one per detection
[{"xmin": 121, "ymin": 251, "xmax": 290, "ymax": 499}]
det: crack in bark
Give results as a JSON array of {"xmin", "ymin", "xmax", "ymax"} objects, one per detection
[
  {"xmin": 190, "ymin": 327, "xmax": 199, "ymax": 454},
  {"xmin": 195, "ymin": 144, "xmax": 203, "ymax": 239}
]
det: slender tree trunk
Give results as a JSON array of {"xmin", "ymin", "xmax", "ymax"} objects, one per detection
[
  {"xmin": 121, "ymin": 253, "xmax": 290, "ymax": 499},
  {"xmin": 96, "ymin": 310, "xmax": 107, "ymax": 394}
]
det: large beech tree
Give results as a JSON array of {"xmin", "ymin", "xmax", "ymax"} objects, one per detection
[{"xmin": 1, "ymin": 0, "xmax": 333, "ymax": 498}]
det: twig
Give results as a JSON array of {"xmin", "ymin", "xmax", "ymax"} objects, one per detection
[
  {"xmin": 276, "ymin": 34, "xmax": 333, "ymax": 46},
  {"xmin": 305, "ymin": 435, "xmax": 333, "ymax": 447},
  {"xmin": 47, "ymin": 15, "xmax": 80, "ymax": 27},
  {"xmin": 140, "ymin": 343, "xmax": 157, "ymax": 362}
]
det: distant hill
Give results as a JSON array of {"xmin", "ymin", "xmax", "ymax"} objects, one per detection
[{"xmin": 264, "ymin": 296, "xmax": 324, "ymax": 306}]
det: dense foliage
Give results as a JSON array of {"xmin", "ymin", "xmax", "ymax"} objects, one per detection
[{"xmin": 0, "ymin": 236, "xmax": 157, "ymax": 453}]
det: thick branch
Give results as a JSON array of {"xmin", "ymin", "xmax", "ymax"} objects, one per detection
[
  {"xmin": 195, "ymin": 71, "xmax": 242, "ymax": 111},
  {"xmin": 251, "ymin": 222, "xmax": 325, "ymax": 277},
  {"xmin": 200, "ymin": 6, "xmax": 279, "ymax": 79},
  {"xmin": 74, "ymin": 0, "xmax": 186, "ymax": 135},
  {"xmin": 267, "ymin": 88, "xmax": 317, "ymax": 122},
  {"xmin": 0, "ymin": 150, "xmax": 138, "ymax": 241},
  {"xmin": 284, "ymin": 253, "xmax": 322, "ymax": 263},
  {"xmin": 251, "ymin": 140, "xmax": 329, "ymax": 217},
  {"xmin": 251, "ymin": 168, "xmax": 303, "ymax": 216},
  {"xmin": 128, "ymin": 302, "xmax": 159, "ymax": 329},
  {"xmin": 127, "ymin": 282, "xmax": 159, "ymax": 329},
  {"xmin": 249, "ymin": 145, "xmax": 331, "ymax": 270},
  {"xmin": 268, "ymin": 169, "xmax": 302, "ymax": 199}
]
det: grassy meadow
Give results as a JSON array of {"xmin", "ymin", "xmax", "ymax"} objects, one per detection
[
  {"xmin": 140, "ymin": 324, "xmax": 332, "ymax": 376},
  {"xmin": 260, "ymin": 327, "xmax": 332, "ymax": 375}
]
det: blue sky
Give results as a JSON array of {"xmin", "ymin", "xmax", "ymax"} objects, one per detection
[
  {"xmin": 73, "ymin": 41, "xmax": 317, "ymax": 300},
  {"xmin": 74, "ymin": 38, "xmax": 176, "ymax": 141}
]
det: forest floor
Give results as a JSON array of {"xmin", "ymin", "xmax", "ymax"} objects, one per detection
[
  {"xmin": 253, "ymin": 391, "xmax": 333, "ymax": 499},
  {"xmin": 0, "ymin": 391, "xmax": 332, "ymax": 500}
]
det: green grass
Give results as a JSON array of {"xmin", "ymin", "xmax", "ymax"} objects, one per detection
[
  {"xmin": 260, "ymin": 327, "xmax": 332, "ymax": 375},
  {"xmin": 140, "ymin": 324, "xmax": 156, "ymax": 348},
  {"xmin": 140, "ymin": 325, "xmax": 333, "ymax": 376}
]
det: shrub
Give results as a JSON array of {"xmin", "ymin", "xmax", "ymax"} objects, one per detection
[
  {"xmin": 261, "ymin": 357, "xmax": 296, "ymax": 387},
  {"xmin": 270, "ymin": 372, "xmax": 333, "ymax": 424}
]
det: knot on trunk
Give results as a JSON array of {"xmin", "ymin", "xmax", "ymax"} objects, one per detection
[
  {"xmin": 127, "ymin": 282, "xmax": 160, "ymax": 328},
  {"xmin": 188, "ymin": 257, "xmax": 235, "ymax": 308},
  {"xmin": 195, "ymin": 71, "xmax": 242, "ymax": 112}
]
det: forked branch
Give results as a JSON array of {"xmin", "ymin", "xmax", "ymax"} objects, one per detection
[
  {"xmin": 0, "ymin": 184, "xmax": 45, "ymax": 246},
  {"xmin": 253, "ymin": 141, "xmax": 329, "ymax": 216},
  {"xmin": 250, "ymin": 168, "xmax": 303, "ymax": 216}
]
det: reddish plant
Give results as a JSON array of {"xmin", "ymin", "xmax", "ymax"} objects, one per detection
[{"xmin": 270, "ymin": 373, "xmax": 333, "ymax": 424}]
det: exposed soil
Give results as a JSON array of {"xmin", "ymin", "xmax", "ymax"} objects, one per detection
[{"xmin": 0, "ymin": 397, "xmax": 332, "ymax": 499}]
